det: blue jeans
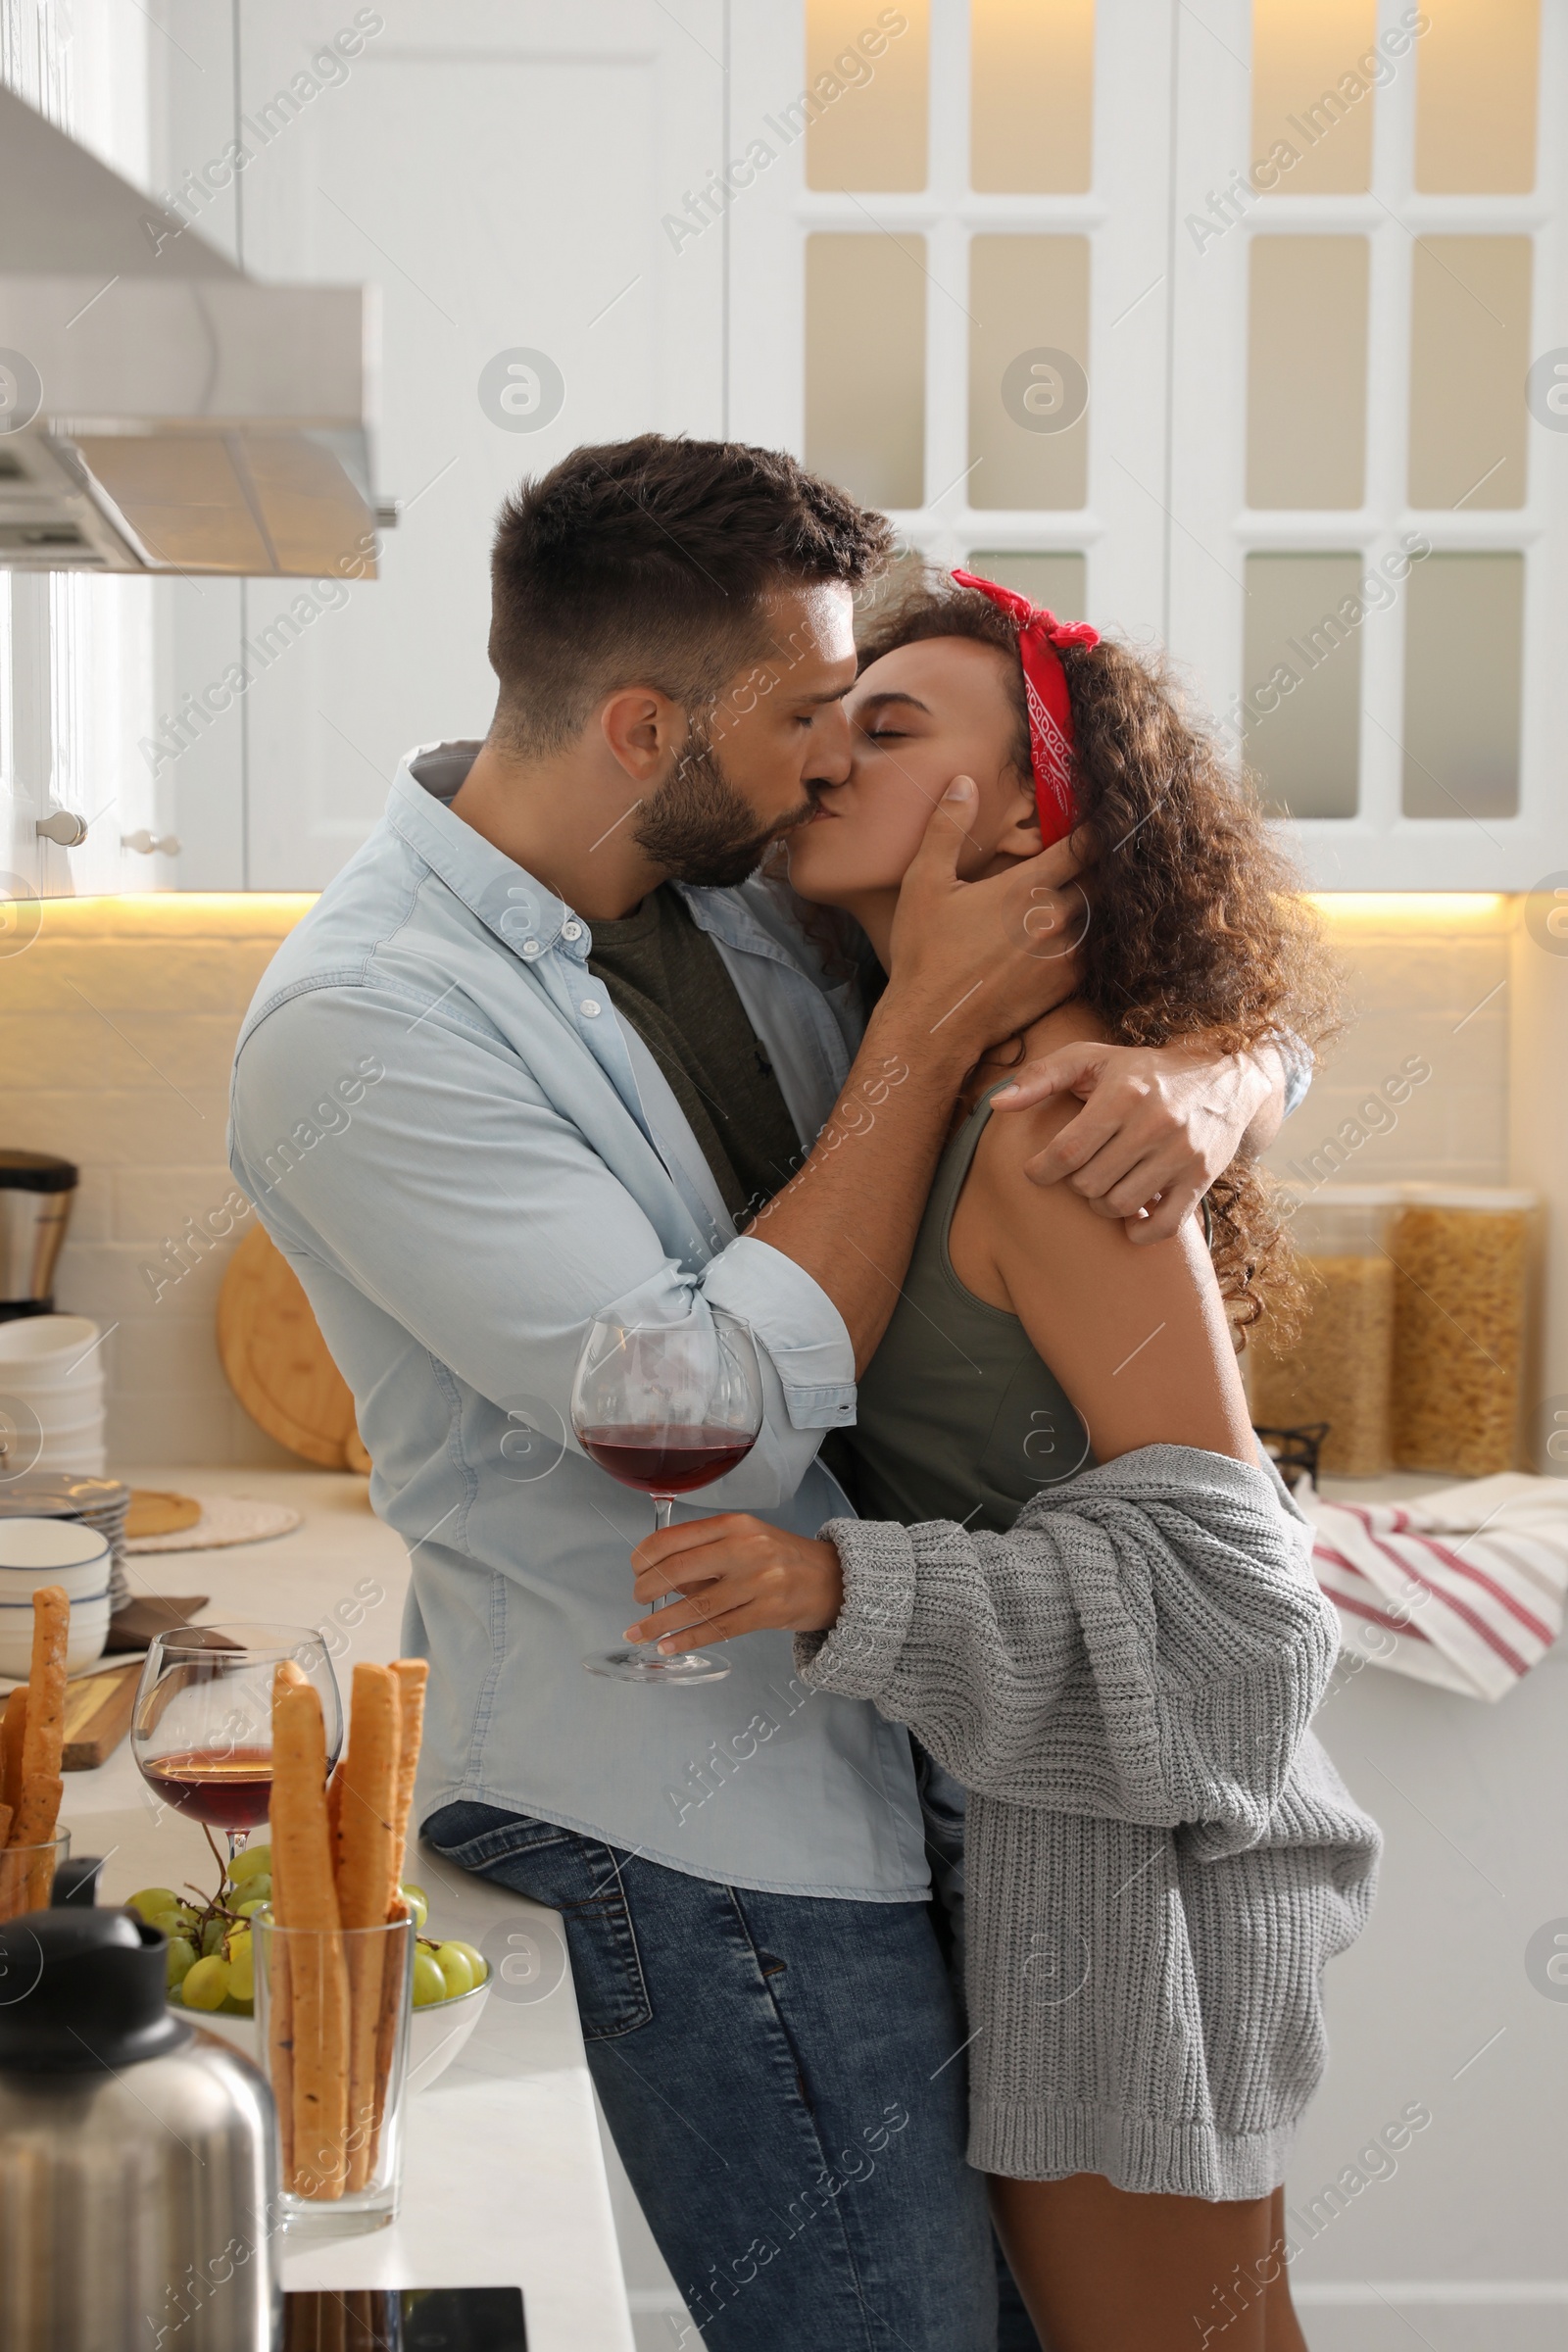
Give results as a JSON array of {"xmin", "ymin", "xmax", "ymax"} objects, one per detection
[{"xmin": 423, "ymin": 1800, "xmax": 997, "ymax": 2350}]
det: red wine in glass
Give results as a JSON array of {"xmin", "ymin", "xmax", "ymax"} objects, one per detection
[
  {"xmin": 140, "ymin": 1745, "xmax": 275, "ymax": 1832},
  {"xmin": 579, "ymin": 1427, "xmax": 759, "ymax": 1494},
  {"xmin": 571, "ymin": 1311, "xmax": 763, "ymax": 1685},
  {"xmin": 132, "ymin": 1623, "xmax": 344, "ymax": 1865}
]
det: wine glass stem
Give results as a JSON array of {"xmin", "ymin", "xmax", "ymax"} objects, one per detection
[{"xmin": 650, "ymin": 1494, "xmax": 675, "ymax": 1624}]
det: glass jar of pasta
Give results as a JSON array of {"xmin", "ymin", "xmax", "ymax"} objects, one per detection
[
  {"xmin": 1249, "ymin": 1186, "xmax": 1401, "ymax": 1478},
  {"xmin": 1389, "ymin": 1187, "xmax": 1538, "ymax": 1477}
]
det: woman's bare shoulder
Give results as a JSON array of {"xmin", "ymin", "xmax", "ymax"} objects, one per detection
[{"xmin": 954, "ymin": 1011, "xmax": 1120, "ymax": 1306}]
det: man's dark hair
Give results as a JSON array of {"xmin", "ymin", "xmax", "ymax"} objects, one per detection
[{"xmin": 487, "ymin": 434, "xmax": 893, "ymax": 755}]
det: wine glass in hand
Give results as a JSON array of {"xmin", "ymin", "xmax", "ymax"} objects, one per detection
[
  {"xmin": 572, "ymin": 1309, "xmax": 762, "ymax": 1685},
  {"xmin": 132, "ymin": 1622, "xmax": 344, "ymax": 1868}
]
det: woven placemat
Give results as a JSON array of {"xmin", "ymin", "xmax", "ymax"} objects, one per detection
[{"xmin": 123, "ymin": 1496, "xmax": 303, "ymax": 1553}]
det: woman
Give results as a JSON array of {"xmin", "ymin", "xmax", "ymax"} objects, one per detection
[{"xmin": 621, "ymin": 571, "xmax": 1381, "ymax": 2352}]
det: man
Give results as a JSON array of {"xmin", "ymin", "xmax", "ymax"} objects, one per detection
[{"xmin": 229, "ymin": 435, "xmax": 1302, "ymax": 2350}]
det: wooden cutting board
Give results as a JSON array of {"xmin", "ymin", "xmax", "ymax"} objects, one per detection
[
  {"xmin": 62, "ymin": 1660, "xmax": 140, "ymax": 1771},
  {"xmin": 217, "ymin": 1225, "xmax": 370, "ymax": 1472},
  {"xmin": 126, "ymin": 1489, "xmax": 202, "ymax": 1540}
]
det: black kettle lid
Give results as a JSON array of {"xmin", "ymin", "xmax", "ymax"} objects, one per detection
[{"xmin": 0, "ymin": 1907, "xmax": 192, "ymax": 2073}]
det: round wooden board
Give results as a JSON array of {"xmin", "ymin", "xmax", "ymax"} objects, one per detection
[
  {"xmin": 125, "ymin": 1489, "xmax": 202, "ymax": 1540},
  {"xmin": 217, "ymin": 1225, "xmax": 368, "ymax": 1471}
]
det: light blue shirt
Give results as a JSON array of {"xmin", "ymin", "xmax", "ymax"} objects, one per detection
[{"xmin": 229, "ymin": 743, "xmax": 931, "ymax": 1898}]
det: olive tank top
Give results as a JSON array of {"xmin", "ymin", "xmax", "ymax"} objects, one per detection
[{"xmin": 846, "ymin": 1085, "xmax": 1096, "ymax": 1534}]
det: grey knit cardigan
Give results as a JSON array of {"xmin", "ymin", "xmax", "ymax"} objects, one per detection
[{"xmin": 797, "ymin": 1445, "xmax": 1381, "ymax": 2201}]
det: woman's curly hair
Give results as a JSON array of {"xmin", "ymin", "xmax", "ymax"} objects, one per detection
[{"xmin": 856, "ymin": 574, "xmax": 1344, "ymax": 1341}]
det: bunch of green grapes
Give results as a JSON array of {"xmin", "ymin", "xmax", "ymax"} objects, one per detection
[{"xmin": 127, "ymin": 1850, "xmax": 488, "ymax": 2014}]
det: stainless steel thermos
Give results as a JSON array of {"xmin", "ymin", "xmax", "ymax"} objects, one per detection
[{"xmin": 0, "ymin": 1888, "xmax": 280, "ymax": 2350}]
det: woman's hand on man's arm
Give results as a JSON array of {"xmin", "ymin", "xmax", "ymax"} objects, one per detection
[
  {"xmin": 989, "ymin": 1036, "xmax": 1294, "ymax": 1242},
  {"xmin": 624, "ymin": 1515, "xmax": 843, "ymax": 1656}
]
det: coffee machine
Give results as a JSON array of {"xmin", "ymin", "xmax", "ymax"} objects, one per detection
[{"xmin": 0, "ymin": 1151, "xmax": 77, "ymax": 1321}]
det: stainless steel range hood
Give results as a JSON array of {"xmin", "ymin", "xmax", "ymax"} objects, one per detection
[{"xmin": 0, "ymin": 87, "xmax": 389, "ymax": 576}]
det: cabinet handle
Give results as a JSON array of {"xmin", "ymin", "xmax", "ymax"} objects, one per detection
[
  {"xmin": 121, "ymin": 830, "xmax": 182, "ymax": 857},
  {"xmin": 35, "ymin": 808, "xmax": 88, "ymax": 848}
]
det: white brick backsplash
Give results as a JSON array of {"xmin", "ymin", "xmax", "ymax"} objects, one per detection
[
  {"xmin": 1, "ymin": 902, "xmax": 308, "ymax": 1468},
  {"xmin": 1, "ymin": 937, "xmax": 294, "ymax": 1016},
  {"xmin": 9, "ymin": 1088, "xmax": 228, "ymax": 1168},
  {"xmin": 1266, "ymin": 911, "xmax": 1512, "ymax": 1191},
  {"xmin": 111, "ymin": 1166, "xmax": 243, "ymax": 1243},
  {"xmin": 2, "ymin": 894, "xmax": 1517, "ymax": 1468},
  {"xmin": 114, "ymin": 1309, "xmax": 227, "ymax": 1393},
  {"xmin": 109, "ymin": 1391, "xmax": 296, "ymax": 1472}
]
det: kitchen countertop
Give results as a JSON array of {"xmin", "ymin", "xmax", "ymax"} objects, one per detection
[{"xmin": 59, "ymin": 1464, "xmax": 635, "ymax": 2352}]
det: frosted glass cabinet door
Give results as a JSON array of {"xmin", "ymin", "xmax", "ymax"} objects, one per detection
[
  {"xmin": 158, "ymin": 0, "xmax": 727, "ymax": 892},
  {"xmin": 730, "ymin": 0, "xmax": 1173, "ymax": 659},
  {"xmin": 967, "ymin": 236, "xmax": 1091, "ymax": 512},
  {"xmin": 805, "ymin": 233, "xmax": 927, "ymax": 508},
  {"xmin": 969, "ymin": 0, "xmax": 1095, "ymax": 193},
  {"xmin": 806, "ymin": 0, "xmax": 929, "ymax": 189},
  {"xmin": 1406, "ymin": 237, "xmax": 1532, "ymax": 513},
  {"xmin": 1250, "ymin": 0, "xmax": 1377, "ymax": 195},
  {"xmin": 1168, "ymin": 0, "xmax": 1565, "ymax": 888},
  {"xmin": 1246, "ymin": 238, "xmax": 1368, "ymax": 511}
]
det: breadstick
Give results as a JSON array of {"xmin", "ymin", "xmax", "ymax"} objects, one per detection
[
  {"xmin": 12, "ymin": 1774, "xmax": 65, "ymax": 1910},
  {"xmin": 0, "ymin": 1803, "xmax": 15, "ymax": 1922},
  {"xmin": 386, "ymin": 1659, "xmax": 428, "ymax": 1913},
  {"xmin": 10, "ymin": 1773, "xmax": 62, "ymax": 1846},
  {"xmin": 268, "ymin": 1931, "xmax": 295, "ymax": 2188},
  {"xmin": 270, "ymin": 1655, "xmax": 306, "ymax": 1911},
  {"xmin": 337, "ymin": 1666, "xmax": 399, "ymax": 1926},
  {"xmin": 0, "ymin": 1689, "xmax": 24, "ymax": 1825},
  {"xmin": 21, "ymin": 1587, "xmax": 69, "ymax": 1788},
  {"xmin": 367, "ymin": 1893, "xmax": 412, "ymax": 2177},
  {"xmin": 271, "ymin": 1678, "xmax": 346, "ymax": 2197},
  {"xmin": 264, "ymin": 1652, "xmax": 303, "ymax": 2150},
  {"xmin": 337, "ymin": 1666, "xmax": 400, "ymax": 2190}
]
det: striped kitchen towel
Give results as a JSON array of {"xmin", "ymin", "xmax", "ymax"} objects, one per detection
[{"xmin": 1302, "ymin": 1473, "xmax": 1568, "ymax": 1700}]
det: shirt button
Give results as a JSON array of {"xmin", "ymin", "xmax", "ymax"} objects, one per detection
[
  {"xmin": 562, "ymin": 919, "xmax": 583, "ymax": 942},
  {"xmin": 580, "ymin": 997, "xmax": 602, "ymax": 1017},
  {"xmin": 520, "ymin": 939, "xmax": 542, "ymax": 958}
]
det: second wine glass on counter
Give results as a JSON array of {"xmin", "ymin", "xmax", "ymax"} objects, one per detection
[
  {"xmin": 131, "ymin": 1622, "xmax": 343, "ymax": 1866},
  {"xmin": 571, "ymin": 1308, "xmax": 763, "ymax": 1686}
]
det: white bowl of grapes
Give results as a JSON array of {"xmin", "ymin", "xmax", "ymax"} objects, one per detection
[{"xmin": 130, "ymin": 1844, "xmax": 492, "ymax": 2092}]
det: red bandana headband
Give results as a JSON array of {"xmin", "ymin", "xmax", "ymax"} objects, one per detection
[{"xmin": 950, "ymin": 568, "xmax": 1100, "ymax": 847}]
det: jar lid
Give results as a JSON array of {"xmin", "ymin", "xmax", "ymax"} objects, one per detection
[
  {"xmin": 0, "ymin": 1151, "xmax": 77, "ymax": 1194},
  {"xmin": 1278, "ymin": 1183, "xmax": 1406, "ymax": 1207},
  {"xmin": 1395, "ymin": 1184, "xmax": 1539, "ymax": 1212}
]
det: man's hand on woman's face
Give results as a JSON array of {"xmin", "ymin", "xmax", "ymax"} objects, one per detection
[
  {"xmin": 624, "ymin": 1514, "xmax": 843, "ymax": 1656},
  {"xmin": 990, "ymin": 1039, "xmax": 1281, "ymax": 1242},
  {"xmin": 883, "ymin": 780, "xmax": 1086, "ymax": 1059}
]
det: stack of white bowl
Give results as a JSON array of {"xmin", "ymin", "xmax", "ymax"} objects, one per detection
[
  {"xmin": 0, "ymin": 1315, "xmax": 107, "ymax": 1477},
  {"xmin": 0, "ymin": 1518, "xmax": 112, "ymax": 1679}
]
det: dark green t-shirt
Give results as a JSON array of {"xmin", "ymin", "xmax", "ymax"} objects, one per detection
[{"xmin": 587, "ymin": 887, "xmax": 804, "ymax": 1228}]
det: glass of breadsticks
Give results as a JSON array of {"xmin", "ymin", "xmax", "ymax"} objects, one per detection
[
  {"xmin": 254, "ymin": 1653, "xmax": 427, "ymax": 2230},
  {"xmin": 0, "ymin": 1585, "xmax": 72, "ymax": 1921}
]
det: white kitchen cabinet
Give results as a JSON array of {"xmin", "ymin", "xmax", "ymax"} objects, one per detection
[
  {"xmin": 1167, "ymin": 0, "xmax": 1568, "ymax": 893},
  {"xmin": 1287, "ymin": 1498, "xmax": 1568, "ymax": 2349},
  {"xmin": 0, "ymin": 3, "xmax": 162, "ymax": 904},
  {"xmin": 155, "ymin": 0, "xmax": 726, "ymax": 889},
  {"xmin": 141, "ymin": 0, "xmax": 1568, "ymax": 894}
]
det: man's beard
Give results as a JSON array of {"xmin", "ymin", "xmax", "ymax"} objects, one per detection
[{"xmin": 632, "ymin": 722, "xmax": 814, "ymax": 887}]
